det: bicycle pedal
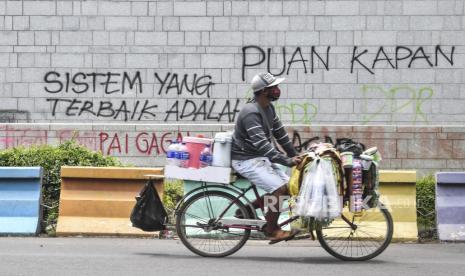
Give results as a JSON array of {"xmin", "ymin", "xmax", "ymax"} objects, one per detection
[{"xmin": 292, "ymin": 233, "xmax": 311, "ymax": 240}]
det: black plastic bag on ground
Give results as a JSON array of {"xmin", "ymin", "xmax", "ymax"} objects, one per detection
[{"xmin": 130, "ymin": 180, "xmax": 168, "ymax": 231}]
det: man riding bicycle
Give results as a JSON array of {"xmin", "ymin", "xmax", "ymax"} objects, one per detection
[{"xmin": 231, "ymin": 72, "xmax": 302, "ymax": 244}]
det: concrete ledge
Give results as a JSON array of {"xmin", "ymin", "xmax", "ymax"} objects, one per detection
[
  {"xmin": 56, "ymin": 217, "xmax": 159, "ymax": 237},
  {"xmin": 436, "ymin": 172, "xmax": 465, "ymax": 241},
  {"xmin": 0, "ymin": 167, "xmax": 43, "ymax": 235},
  {"xmin": 56, "ymin": 166, "xmax": 164, "ymax": 237},
  {"xmin": 61, "ymin": 166, "xmax": 164, "ymax": 180},
  {"xmin": 0, "ymin": 167, "xmax": 43, "ymax": 179},
  {"xmin": 380, "ymin": 170, "xmax": 417, "ymax": 183},
  {"xmin": 379, "ymin": 170, "xmax": 418, "ymax": 241},
  {"xmin": 437, "ymin": 172, "xmax": 465, "ymax": 185}
]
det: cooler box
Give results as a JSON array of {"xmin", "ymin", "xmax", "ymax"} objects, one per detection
[
  {"xmin": 212, "ymin": 132, "xmax": 233, "ymax": 167},
  {"xmin": 183, "ymin": 137, "xmax": 213, "ymax": 169}
]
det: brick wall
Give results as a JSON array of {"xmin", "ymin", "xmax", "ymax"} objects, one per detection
[
  {"xmin": 0, "ymin": 0, "xmax": 464, "ymax": 125},
  {"xmin": 1, "ymin": 123, "xmax": 464, "ymax": 176},
  {"xmin": 0, "ymin": 0, "xmax": 464, "ymax": 172}
]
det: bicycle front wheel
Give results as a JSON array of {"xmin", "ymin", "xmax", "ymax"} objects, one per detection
[
  {"xmin": 176, "ymin": 190, "xmax": 251, "ymax": 257},
  {"xmin": 316, "ymin": 202, "xmax": 393, "ymax": 261}
]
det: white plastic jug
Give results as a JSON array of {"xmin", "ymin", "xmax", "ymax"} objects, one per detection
[{"xmin": 212, "ymin": 132, "xmax": 233, "ymax": 167}]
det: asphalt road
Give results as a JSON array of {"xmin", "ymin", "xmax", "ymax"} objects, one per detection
[{"xmin": 0, "ymin": 237, "xmax": 464, "ymax": 276}]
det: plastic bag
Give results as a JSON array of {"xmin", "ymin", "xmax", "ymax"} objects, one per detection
[
  {"xmin": 288, "ymin": 153, "xmax": 316, "ymax": 197},
  {"xmin": 289, "ymin": 166, "xmax": 301, "ymax": 197},
  {"xmin": 335, "ymin": 138, "xmax": 366, "ymax": 156},
  {"xmin": 294, "ymin": 159, "xmax": 341, "ymax": 220},
  {"xmin": 130, "ymin": 181, "xmax": 168, "ymax": 231},
  {"xmin": 363, "ymin": 161, "xmax": 380, "ymax": 208}
]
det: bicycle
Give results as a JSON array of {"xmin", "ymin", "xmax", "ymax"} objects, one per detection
[{"xmin": 174, "ymin": 178, "xmax": 393, "ymax": 261}]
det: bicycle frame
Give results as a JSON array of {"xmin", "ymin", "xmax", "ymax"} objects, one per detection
[
  {"xmin": 173, "ymin": 156, "xmax": 392, "ymax": 260},
  {"xmin": 175, "ymin": 181, "xmax": 301, "ymax": 232},
  {"xmin": 174, "ymin": 180, "xmax": 356, "ymax": 233},
  {"xmin": 173, "ymin": 181, "xmax": 257, "ymax": 218}
]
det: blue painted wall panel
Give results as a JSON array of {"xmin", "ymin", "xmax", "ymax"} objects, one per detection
[
  {"xmin": 0, "ymin": 167, "xmax": 43, "ymax": 235},
  {"xmin": 0, "ymin": 167, "xmax": 43, "ymax": 179},
  {"xmin": 437, "ymin": 186, "xmax": 465, "ymax": 197},
  {"xmin": 0, "ymin": 200, "xmax": 40, "ymax": 217},
  {"xmin": 437, "ymin": 207, "xmax": 465, "ymax": 224},
  {"xmin": 436, "ymin": 172, "xmax": 465, "ymax": 184},
  {"xmin": 0, "ymin": 217, "xmax": 39, "ymax": 234},
  {"xmin": 436, "ymin": 172, "xmax": 465, "ymax": 241},
  {"xmin": 0, "ymin": 180, "xmax": 41, "ymax": 199}
]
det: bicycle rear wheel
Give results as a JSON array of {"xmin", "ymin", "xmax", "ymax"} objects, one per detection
[
  {"xmin": 176, "ymin": 190, "xmax": 251, "ymax": 257},
  {"xmin": 316, "ymin": 202, "xmax": 393, "ymax": 261}
]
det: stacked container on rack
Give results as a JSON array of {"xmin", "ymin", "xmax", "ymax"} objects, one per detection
[
  {"xmin": 351, "ymin": 159, "xmax": 363, "ymax": 213},
  {"xmin": 199, "ymin": 145, "xmax": 213, "ymax": 168},
  {"xmin": 177, "ymin": 142, "xmax": 190, "ymax": 168}
]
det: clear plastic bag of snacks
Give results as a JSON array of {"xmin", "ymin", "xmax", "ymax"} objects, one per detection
[{"xmin": 294, "ymin": 158, "xmax": 341, "ymax": 220}]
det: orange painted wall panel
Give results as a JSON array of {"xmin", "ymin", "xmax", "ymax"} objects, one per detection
[{"xmin": 56, "ymin": 166, "xmax": 164, "ymax": 236}]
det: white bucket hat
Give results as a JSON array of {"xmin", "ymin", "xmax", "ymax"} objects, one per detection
[{"xmin": 251, "ymin": 72, "xmax": 285, "ymax": 93}]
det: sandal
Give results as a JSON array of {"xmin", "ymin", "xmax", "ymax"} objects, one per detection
[{"xmin": 268, "ymin": 229, "xmax": 301, "ymax": 245}]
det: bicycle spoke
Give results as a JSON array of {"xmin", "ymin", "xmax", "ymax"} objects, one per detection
[
  {"xmin": 318, "ymin": 204, "xmax": 393, "ymax": 260},
  {"xmin": 177, "ymin": 192, "xmax": 251, "ymax": 257},
  {"xmin": 322, "ymin": 226, "xmax": 353, "ymax": 229},
  {"xmin": 182, "ymin": 212, "xmax": 209, "ymax": 223}
]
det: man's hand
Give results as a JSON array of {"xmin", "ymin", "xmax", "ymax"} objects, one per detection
[{"xmin": 291, "ymin": 156, "xmax": 302, "ymax": 166}]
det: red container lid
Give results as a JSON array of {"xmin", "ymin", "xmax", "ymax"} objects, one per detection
[{"xmin": 183, "ymin": 136, "xmax": 213, "ymax": 145}]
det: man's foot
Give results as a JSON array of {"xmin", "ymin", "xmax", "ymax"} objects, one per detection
[{"xmin": 267, "ymin": 229, "xmax": 301, "ymax": 245}]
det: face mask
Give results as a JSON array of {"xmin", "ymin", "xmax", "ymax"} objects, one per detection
[{"xmin": 267, "ymin": 86, "xmax": 281, "ymax": 101}]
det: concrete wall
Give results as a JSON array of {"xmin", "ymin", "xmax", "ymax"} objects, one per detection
[
  {"xmin": 1, "ymin": 123, "xmax": 464, "ymax": 175},
  {"xmin": 1, "ymin": 0, "xmax": 464, "ymax": 171},
  {"xmin": 0, "ymin": 0, "xmax": 464, "ymax": 125}
]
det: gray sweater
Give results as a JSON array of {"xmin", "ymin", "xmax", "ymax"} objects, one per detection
[{"xmin": 231, "ymin": 102, "xmax": 297, "ymax": 166}]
